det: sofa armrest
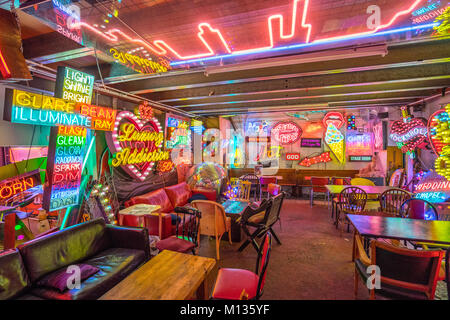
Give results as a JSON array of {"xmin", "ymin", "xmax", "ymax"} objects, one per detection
[
  {"xmin": 192, "ymin": 188, "xmax": 217, "ymax": 201},
  {"xmin": 106, "ymin": 225, "xmax": 150, "ymax": 262}
]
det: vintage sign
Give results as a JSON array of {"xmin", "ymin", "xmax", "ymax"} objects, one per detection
[
  {"xmin": 4, "ymin": 89, "xmax": 116, "ymax": 131},
  {"xmin": 390, "ymin": 107, "xmax": 428, "ymax": 158},
  {"xmin": 298, "ymin": 152, "xmax": 332, "ymax": 167},
  {"xmin": 106, "ymin": 109, "xmax": 169, "ymax": 181},
  {"xmin": 271, "ymin": 121, "xmax": 302, "ymax": 145},
  {"xmin": 0, "ymin": 170, "xmax": 41, "ymax": 201},
  {"xmin": 300, "ymin": 138, "xmax": 321, "ymax": 148},
  {"xmin": 414, "ymin": 171, "xmax": 450, "ymax": 203},
  {"xmin": 166, "ymin": 117, "xmax": 191, "ymax": 150},
  {"xmin": 346, "ymin": 132, "xmax": 373, "ymax": 156},
  {"xmin": 109, "ymin": 48, "xmax": 170, "ymax": 74},
  {"xmin": 349, "ymin": 155, "xmax": 373, "ymax": 162},
  {"xmin": 55, "ymin": 66, "xmax": 94, "ymax": 104},
  {"xmin": 286, "ymin": 153, "xmax": 301, "ymax": 161},
  {"xmin": 43, "ymin": 125, "xmax": 87, "ymax": 211},
  {"xmin": 428, "ymin": 105, "xmax": 450, "ymax": 180}
]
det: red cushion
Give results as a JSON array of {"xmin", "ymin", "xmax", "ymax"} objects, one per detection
[
  {"xmin": 119, "ymin": 214, "xmax": 140, "ymax": 227},
  {"xmin": 192, "ymin": 188, "xmax": 217, "ymax": 201},
  {"xmin": 156, "ymin": 236, "xmax": 195, "ymax": 253},
  {"xmin": 212, "ymin": 268, "xmax": 259, "ymax": 300},
  {"xmin": 129, "ymin": 189, "xmax": 174, "ymax": 213},
  {"xmin": 165, "ymin": 182, "xmax": 192, "ymax": 208}
]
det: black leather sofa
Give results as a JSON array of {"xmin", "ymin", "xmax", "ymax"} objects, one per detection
[{"xmin": 0, "ymin": 218, "xmax": 150, "ymax": 300}]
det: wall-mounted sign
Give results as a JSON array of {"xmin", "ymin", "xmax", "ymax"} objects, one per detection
[
  {"xmin": 349, "ymin": 155, "xmax": 373, "ymax": 162},
  {"xmin": 323, "ymin": 112, "xmax": 345, "ymax": 164},
  {"xmin": 300, "ymin": 138, "xmax": 321, "ymax": 148},
  {"xmin": 347, "ymin": 115, "xmax": 356, "ymax": 130},
  {"xmin": 303, "ymin": 122, "xmax": 323, "ymax": 136},
  {"xmin": 390, "ymin": 107, "xmax": 428, "ymax": 158},
  {"xmin": 428, "ymin": 105, "xmax": 450, "ymax": 180},
  {"xmin": 109, "ymin": 48, "xmax": 170, "ymax": 74},
  {"xmin": 414, "ymin": 171, "xmax": 450, "ymax": 204},
  {"xmin": 285, "ymin": 153, "xmax": 301, "ymax": 161},
  {"xmin": 106, "ymin": 109, "xmax": 169, "ymax": 181},
  {"xmin": 246, "ymin": 120, "xmax": 271, "ymax": 137},
  {"xmin": 246, "ymin": 136, "xmax": 271, "ymax": 143},
  {"xmin": 166, "ymin": 117, "xmax": 191, "ymax": 150},
  {"xmin": 346, "ymin": 132, "xmax": 373, "ymax": 156},
  {"xmin": 411, "ymin": 1, "xmax": 449, "ymax": 24},
  {"xmin": 373, "ymin": 122, "xmax": 384, "ymax": 151},
  {"xmin": 43, "ymin": 125, "xmax": 87, "ymax": 211},
  {"xmin": 0, "ymin": 170, "xmax": 41, "ymax": 201},
  {"xmin": 323, "ymin": 112, "xmax": 345, "ymax": 129},
  {"xmin": 298, "ymin": 152, "xmax": 332, "ymax": 167},
  {"xmin": 4, "ymin": 89, "xmax": 116, "ymax": 131},
  {"xmin": 54, "ymin": 66, "xmax": 94, "ymax": 104},
  {"xmin": 271, "ymin": 121, "xmax": 302, "ymax": 145}
]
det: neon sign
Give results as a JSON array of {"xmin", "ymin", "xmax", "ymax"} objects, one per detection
[
  {"xmin": 246, "ymin": 120, "xmax": 271, "ymax": 136},
  {"xmin": 106, "ymin": 109, "xmax": 169, "ymax": 181},
  {"xmin": 346, "ymin": 132, "xmax": 373, "ymax": 156},
  {"xmin": 0, "ymin": 47, "xmax": 11, "ymax": 79},
  {"xmin": 414, "ymin": 171, "xmax": 450, "ymax": 203},
  {"xmin": 271, "ymin": 121, "xmax": 302, "ymax": 145},
  {"xmin": 299, "ymin": 152, "xmax": 332, "ymax": 167},
  {"xmin": 0, "ymin": 170, "xmax": 41, "ymax": 201},
  {"xmin": 428, "ymin": 105, "xmax": 450, "ymax": 180},
  {"xmin": 109, "ymin": 48, "xmax": 170, "ymax": 74},
  {"xmin": 323, "ymin": 112, "xmax": 345, "ymax": 164},
  {"xmin": 412, "ymin": 2, "xmax": 449, "ymax": 24},
  {"xmin": 286, "ymin": 153, "xmax": 301, "ymax": 161},
  {"xmin": 390, "ymin": 107, "xmax": 428, "ymax": 158},
  {"xmin": 373, "ymin": 122, "xmax": 383, "ymax": 150},
  {"xmin": 433, "ymin": 6, "xmax": 450, "ymax": 35},
  {"xmin": 347, "ymin": 115, "xmax": 356, "ymax": 130},
  {"xmin": 55, "ymin": 67, "xmax": 94, "ymax": 104},
  {"xmin": 74, "ymin": 0, "xmax": 427, "ymax": 66},
  {"xmin": 349, "ymin": 155, "xmax": 373, "ymax": 162},
  {"xmin": 300, "ymin": 138, "xmax": 321, "ymax": 148},
  {"xmin": 5, "ymin": 89, "xmax": 116, "ymax": 131},
  {"xmin": 43, "ymin": 125, "xmax": 87, "ymax": 211}
]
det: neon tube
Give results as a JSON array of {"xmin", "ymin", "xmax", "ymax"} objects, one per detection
[{"xmin": 0, "ymin": 48, "xmax": 11, "ymax": 78}]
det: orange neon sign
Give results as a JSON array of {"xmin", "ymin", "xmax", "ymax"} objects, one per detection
[{"xmin": 0, "ymin": 47, "xmax": 11, "ymax": 78}]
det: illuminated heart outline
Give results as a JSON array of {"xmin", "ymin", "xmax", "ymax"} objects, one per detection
[
  {"xmin": 109, "ymin": 111, "xmax": 163, "ymax": 181},
  {"xmin": 390, "ymin": 117, "xmax": 428, "ymax": 153},
  {"xmin": 427, "ymin": 109, "xmax": 448, "ymax": 156}
]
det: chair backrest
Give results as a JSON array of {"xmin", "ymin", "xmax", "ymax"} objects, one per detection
[
  {"xmin": 311, "ymin": 177, "xmax": 329, "ymax": 192},
  {"xmin": 400, "ymin": 198, "xmax": 438, "ymax": 220},
  {"xmin": 389, "ymin": 169, "xmax": 405, "ymax": 187},
  {"xmin": 351, "ymin": 177, "xmax": 376, "ymax": 186},
  {"xmin": 330, "ymin": 177, "xmax": 352, "ymax": 185},
  {"xmin": 236, "ymin": 180, "xmax": 252, "ymax": 201},
  {"xmin": 173, "ymin": 206, "xmax": 201, "ymax": 248},
  {"xmin": 241, "ymin": 198, "xmax": 273, "ymax": 224},
  {"xmin": 338, "ymin": 186, "xmax": 367, "ymax": 213},
  {"xmin": 379, "ymin": 188, "xmax": 411, "ymax": 216},
  {"xmin": 191, "ymin": 200, "xmax": 227, "ymax": 237},
  {"xmin": 256, "ymin": 231, "xmax": 272, "ymax": 299},
  {"xmin": 265, "ymin": 192, "xmax": 285, "ymax": 227},
  {"xmin": 240, "ymin": 174, "xmax": 260, "ymax": 185},
  {"xmin": 370, "ymin": 240, "xmax": 444, "ymax": 299},
  {"xmin": 267, "ymin": 183, "xmax": 281, "ymax": 197},
  {"xmin": 260, "ymin": 176, "xmax": 277, "ymax": 186}
]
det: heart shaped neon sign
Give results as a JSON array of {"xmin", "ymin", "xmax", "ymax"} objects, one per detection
[
  {"xmin": 106, "ymin": 110, "xmax": 169, "ymax": 181},
  {"xmin": 428, "ymin": 106, "xmax": 450, "ymax": 180}
]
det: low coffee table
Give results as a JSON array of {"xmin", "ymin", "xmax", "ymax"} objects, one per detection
[
  {"xmin": 99, "ymin": 250, "xmax": 216, "ymax": 300},
  {"xmin": 222, "ymin": 199, "xmax": 249, "ymax": 242},
  {"xmin": 119, "ymin": 204, "xmax": 161, "ymax": 237}
]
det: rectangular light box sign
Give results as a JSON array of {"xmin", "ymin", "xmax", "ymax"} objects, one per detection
[
  {"xmin": 55, "ymin": 66, "xmax": 95, "ymax": 104},
  {"xmin": 301, "ymin": 138, "xmax": 322, "ymax": 148},
  {"xmin": 43, "ymin": 125, "xmax": 88, "ymax": 211},
  {"xmin": 3, "ymin": 89, "xmax": 116, "ymax": 131},
  {"xmin": 349, "ymin": 155, "xmax": 373, "ymax": 162}
]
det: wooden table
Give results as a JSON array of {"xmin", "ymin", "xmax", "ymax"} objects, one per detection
[
  {"xmin": 100, "ymin": 250, "xmax": 216, "ymax": 300},
  {"xmin": 325, "ymin": 185, "xmax": 396, "ymax": 196},
  {"xmin": 347, "ymin": 214, "xmax": 450, "ymax": 295},
  {"xmin": 119, "ymin": 204, "xmax": 161, "ymax": 237},
  {"xmin": 222, "ymin": 199, "xmax": 249, "ymax": 242}
]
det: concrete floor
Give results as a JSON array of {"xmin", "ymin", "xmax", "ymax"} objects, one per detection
[{"xmin": 197, "ymin": 199, "xmax": 449, "ymax": 300}]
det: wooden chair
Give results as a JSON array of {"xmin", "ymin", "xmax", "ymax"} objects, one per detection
[
  {"xmin": 240, "ymin": 174, "xmax": 260, "ymax": 201},
  {"xmin": 212, "ymin": 232, "xmax": 272, "ymax": 300},
  {"xmin": 379, "ymin": 188, "xmax": 411, "ymax": 216},
  {"xmin": 353, "ymin": 233, "xmax": 444, "ymax": 300},
  {"xmin": 156, "ymin": 206, "xmax": 201, "ymax": 255},
  {"xmin": 351, "ymin": 178, "xmax": 376, "ymax": 186},
  {"xmin": 336, "ymin": 186, "xmax": 367, "ymax": 232},
  {"xmin": 267, "ymin": 183, "xmax": 281, "ymax": 197},
  {"xmin": 235, "ymin": 180, "xmax": 252, "ymax": 201},
  {"xmin": 191, "ymin": 200, "xmax": 231, "ymax": 260},
  {"xmin": 310, "ymin": 177, "xmax": 329, "ymax": 207},
  {"xmin": 330, "ymin": 177, "xmax": 352, "ymax": 219}
]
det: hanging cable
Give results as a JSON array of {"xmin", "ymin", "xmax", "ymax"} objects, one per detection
[{"xmin": 94, "ymin": 47, "xmax": 106, "ymax": 89}]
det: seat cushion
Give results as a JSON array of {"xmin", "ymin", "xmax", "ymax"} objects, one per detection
[
  {"xmin": 156, "ymin": 236, "xmax": 195, "ymax": 253},
  {"xmin": 128, "ymin": 188, "xmax": 174, "ymax": 213},
  {"xmin": 212, "ymin": 268, "xmax": 259, "ymax": 300},
  {"xmin": 17, "ymin": 219, "xmax": 110, "ymax": 282},
  {"xmin": 36, "ymin": 264, "xmax": 100, "ymax": 292},
  {"xmin": 165, "ymin": 182, "xmax": 192, "ymax": 208},
  {"xmin": 0, "ymin": 249, "xmax": 31, "ymax": 300},
  {"xmin": 30, "ymin": 248, "xmax": 145, "ymax": 300}
]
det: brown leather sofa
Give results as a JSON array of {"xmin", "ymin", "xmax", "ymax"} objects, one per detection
[{"xmin": 0, "ymin": 218, "xmax": 149, "ymax": 300}]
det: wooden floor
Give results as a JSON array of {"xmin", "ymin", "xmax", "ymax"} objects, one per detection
[{"xmin": 196, "ymin": 199, "xmax": 449, "ymax": 300}]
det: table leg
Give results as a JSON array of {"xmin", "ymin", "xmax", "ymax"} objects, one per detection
[
  {"xmin": 158, "ymin": 212, "xmax": 162, "ymax": 239},
  {"xmin": 4, "ymin": 213, "xmax": 16, "ymax": 250},
  {"xmin": 446, "ymin": 248, "xmax": 450, "ymax": 297},
  {"xmin": 196, "ymin": 278, "xmax": 209, "ymax": 300}
]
